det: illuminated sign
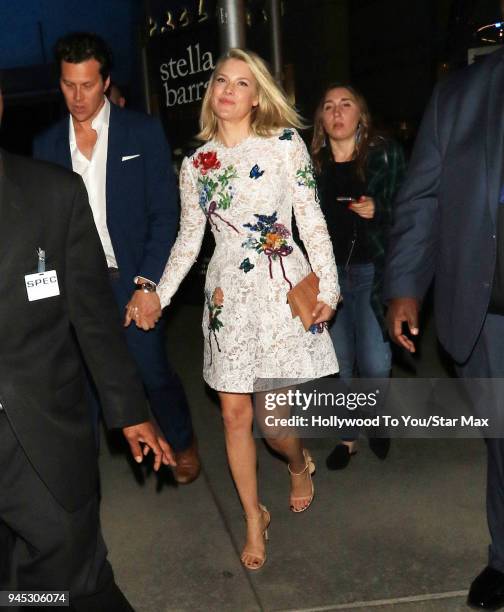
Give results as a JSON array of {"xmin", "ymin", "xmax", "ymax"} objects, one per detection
[
  {"xmin": 145, "ymin": 0, "xmax": 218, "ymax": 147},
  {"xmin": 144, "ymin": 0, "xmax": 271, "ymax": 147},
  {"xmin": 160, "ymin": 43, "xmax": 215, "ymax": 107},
  {"xmin": 147, "ymin": 0, "xmax": 210, "ymax": 35}
]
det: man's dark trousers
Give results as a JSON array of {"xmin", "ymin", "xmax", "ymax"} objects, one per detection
[
  {"xmin": 0, "ymin": 410, "xmax": 133, "ymax": 612},
  {"xmin": 108, "ymin": 273, "xmax": 193, "ymax": 453},
  {"xmin": 456, "ymin": 314, "xmax": 504, "ymax": 573}
]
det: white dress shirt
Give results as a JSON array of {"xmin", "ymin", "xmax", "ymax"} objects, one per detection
[{"xmin": 69, "ymin": 97, "xmax": 117, "ymax": 268}]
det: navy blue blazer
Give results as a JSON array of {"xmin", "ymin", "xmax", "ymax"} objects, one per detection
[
  {"xmin": 33, "ymin": 103, "xmax": 179, "ymax": 294},
  {"xmin": 384, "ymin": 48, "xmax": 504, "ymax": 363}
]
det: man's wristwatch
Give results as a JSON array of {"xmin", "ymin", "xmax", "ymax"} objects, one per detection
[{"xmin": 135, "ymin": 280, "xmax": 157, "ymax": 293}]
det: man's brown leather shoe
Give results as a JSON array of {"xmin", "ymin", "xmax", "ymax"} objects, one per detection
[{"xmin": 173, "ymin": 437, "xmax": 201, "ymax": 484}]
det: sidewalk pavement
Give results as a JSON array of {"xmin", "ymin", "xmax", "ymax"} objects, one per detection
[{"xmin": 99, "ymin": 303, "xmax": 488, "ymax": 612}]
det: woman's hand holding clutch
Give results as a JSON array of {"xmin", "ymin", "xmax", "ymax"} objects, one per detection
[{"xmin": 312, "ymin": 301, "xmax": 335, "ymax": 325}]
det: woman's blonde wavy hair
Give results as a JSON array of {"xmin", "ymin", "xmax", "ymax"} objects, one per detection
[{"xmin": 198, "ymin": 48, "xmax": 304, "ymax": 141}]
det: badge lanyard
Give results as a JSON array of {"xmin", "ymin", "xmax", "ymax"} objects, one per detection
[{"xmin": 37, "ymin": 248, "xmax": 45, "ymax": 273}]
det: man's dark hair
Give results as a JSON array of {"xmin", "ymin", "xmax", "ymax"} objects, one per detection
[{"xmin": 55, "ymin": 32, "xmax": 113, "ymax": 81}]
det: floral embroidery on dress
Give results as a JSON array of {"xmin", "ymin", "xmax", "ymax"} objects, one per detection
[
  {"xmin": 194, "ymin": 150, "xmax": 239, "ymax": 233},
  {"xmin": 249, "ymin": 164, "xmax": 265, "ymax": 179},
  {"xmin": 206, "ymin": 288, "xmax": 224, "ymax": 364},
  {"xmin": 193, "ymin": 151, "xmax": 221, "ymax": 174},
  {"xmin": 212, "ymin": 287, "xmax": 224, "ymax": 307},
  {"xmin": 279, "ymin": 128, "xmax": 294, "ymax": 141},
  {"xmin": 157, "ymin": 131, "xmax": 340, "ymax": 391},
  {"xmin": 239, "ymin": 257, "xmax": 255, "ymax": 273},
  {"xmin": 296, "ymin": 164, "xmax": 317, "ymax": 189},
  {"xmin": 242, "ymin": 212, "xmax": 293, "ymax": 288}
]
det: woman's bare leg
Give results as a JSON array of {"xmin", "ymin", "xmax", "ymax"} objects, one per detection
[
  {"xmin": 219, "ymin": 392, "xmax": 269, "ymax": 568},
  {"xmin": 265, "ymin": 435, "xmax": 314, "ymax": 512},
  {"xmin": 254, "ymin": 390, "xmax": 315, "ymax": 512}
]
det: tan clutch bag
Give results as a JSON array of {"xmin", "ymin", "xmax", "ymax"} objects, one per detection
[{"xmin": 287, "ymin": 272, "xmax": 320, "ymax": 331}]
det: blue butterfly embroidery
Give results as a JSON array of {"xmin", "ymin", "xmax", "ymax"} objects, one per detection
[
  {"xmin": 279, "ymin": 129, "xmax": 294, "ymax": 141},
  {"xmin": 249, "ymin": 164, "xmax": 265, "ymax": 179},
  {"xmin": 239, "ymin": 258, "xmax": 255, "ymax": 273},
  {"xmin": 243, "ymin": 211, "xmax": 279, "ymax": 232}
]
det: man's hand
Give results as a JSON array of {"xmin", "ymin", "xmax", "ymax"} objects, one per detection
[
  {"xmin": 348, "ymin": 196, "xmax": 375, "ymax": 219},
  {"xmin": 386, "ymin": 297, "xmax": 420, "ymax": 353},
  {"xmin": 124, "ymin": 290, "xmax": 161, "ymax": 330},
  {"xmin": 122, "ymin": 420, "xmax": 176, "ymax": 471},
  {"xmin": 312, "ymin": 301, "xmax": 336, "ymax": 325}
]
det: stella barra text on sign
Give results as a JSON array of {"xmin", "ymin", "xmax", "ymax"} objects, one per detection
[{"xmin": 160, "ymin": 43, "xmax": 215, "ymax": 107}]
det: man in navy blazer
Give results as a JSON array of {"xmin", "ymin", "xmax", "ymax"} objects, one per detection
[
  {"xmin": 34, "ymin": 32, "xmax": 200, "ymax": 484},
  {"xmin": 384, "ymin": 46, "xmax": 504, "ymax": 609}
]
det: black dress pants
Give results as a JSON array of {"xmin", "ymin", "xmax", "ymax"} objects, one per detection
[
  {"xmin": 456, "ymin": 313, "xmax": 504, "ymax": 573},
  {"xmin": 0, "ymin": 411, "xmax": 134, "ymax": 612},
  {"xmin": 86, "ymin": 270, "xmax": 194, "ymax": 453}
]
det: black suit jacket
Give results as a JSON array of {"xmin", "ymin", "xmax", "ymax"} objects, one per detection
[
  {"xmin": 384, "ymin": 48, "xmax": 504, "ymax": 363},
  {"xmin": 0, "ymin": 150, "xmax": 149, "ymax": 512}
]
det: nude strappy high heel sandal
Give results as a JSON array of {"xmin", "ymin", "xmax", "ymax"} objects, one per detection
[
  {"xmin": 241, "ymin": 504, "xmax": 270, "ymax": 571},
  {"xmin": 288, "ymin": 449, "xmax": 315, "ymax": 513}
]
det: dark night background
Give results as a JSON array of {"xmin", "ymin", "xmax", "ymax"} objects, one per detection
[
  {"xmin": 1, "ymin": 0, "xmax": 502, "ymax": 305},
  {"xmin": 1, "ymin": 0, "xmax": 503, "ymax": 154}
]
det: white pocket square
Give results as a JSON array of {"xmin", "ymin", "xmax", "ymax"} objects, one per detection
[{"xmin": 122, "ymin": 154, "xmax": 140, "ymax": 161}]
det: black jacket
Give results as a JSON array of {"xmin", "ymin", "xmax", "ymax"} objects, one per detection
[
  {"xmin": 0, "ymin": 150, "xmax": 149, "ymax": 511},
  {"xmin": 384, "ymin": 47, "xmax": 504, "ymax": 363}
]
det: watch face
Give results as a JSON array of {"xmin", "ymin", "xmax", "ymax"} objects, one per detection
[{"xmin": 136, "ymin": 282, "xmax": 156, "ymax": 292}]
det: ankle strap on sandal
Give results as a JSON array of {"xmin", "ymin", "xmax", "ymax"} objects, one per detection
[
  {"xmin": 244, "ymin": 504, "xmax": 269, "ymax": 521},
  {"xmin": 287, "ymin": 461, "xmax": 309, "ymax": 476}
]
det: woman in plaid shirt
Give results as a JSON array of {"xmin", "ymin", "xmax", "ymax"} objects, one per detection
[{"xmin": 311, "ymin": 83, "xmax": 406, "ymax": 470}]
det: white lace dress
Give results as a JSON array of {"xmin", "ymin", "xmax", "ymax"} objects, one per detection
[{"xmin": 158, "ymin": 128, "xmax": 339, "ymax": 392}]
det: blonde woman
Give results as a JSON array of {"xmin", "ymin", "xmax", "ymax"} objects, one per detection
[{"xmin": 156, "ymin": 49, "xmax": 339, "ymax": 570}]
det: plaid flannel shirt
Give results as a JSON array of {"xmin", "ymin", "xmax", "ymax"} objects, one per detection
[{"xmin": 365, "ymin": 139, "xmax": 407, "ymax": 334}]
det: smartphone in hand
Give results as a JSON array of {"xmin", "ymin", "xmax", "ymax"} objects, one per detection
[{"xmin": 336, "ymin": 196, "xmax": 357, "ymax": 210}]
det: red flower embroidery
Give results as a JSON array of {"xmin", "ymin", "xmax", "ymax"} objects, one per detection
[{"xmin": 193, "ymin": 151, "xmax": 221, "ymax": 175}]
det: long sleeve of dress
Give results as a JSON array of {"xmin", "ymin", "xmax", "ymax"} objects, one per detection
[
  {"xmin": 157, "ymin": 156, "xmax": 207, "ymax": 308},
  {"xmin": 287, "ymin": 131, "xmax": 340, "ymax": 308}
]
